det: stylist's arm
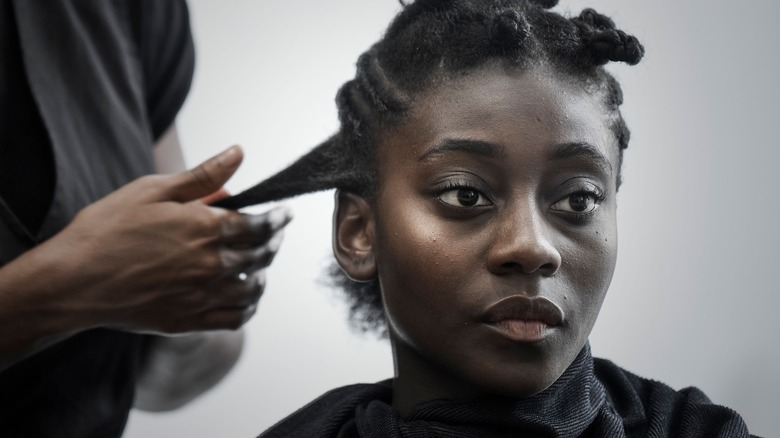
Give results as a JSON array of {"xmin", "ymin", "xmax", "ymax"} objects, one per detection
[{"xmin": 0, "ymin": 145, "xmax": 291, "ymax": 388}]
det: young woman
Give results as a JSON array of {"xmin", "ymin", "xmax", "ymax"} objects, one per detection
[{"xmin": 217, "ymin": 0, "xmax": 755, "ymax": 436}]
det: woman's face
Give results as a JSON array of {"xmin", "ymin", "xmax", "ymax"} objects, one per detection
[{"xmin": 371, "ymin": 64, "xmax": 620, "ymax": 407}]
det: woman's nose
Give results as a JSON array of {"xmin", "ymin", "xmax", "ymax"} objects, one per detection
[{"xmin": 485, "ymin": 202, "xmax": 561, "ymax": 277}]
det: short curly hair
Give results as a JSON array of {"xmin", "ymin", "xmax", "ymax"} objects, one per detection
[{"xmin": 216, "ymin": 0, "xmax": 644, "ymax": 336}]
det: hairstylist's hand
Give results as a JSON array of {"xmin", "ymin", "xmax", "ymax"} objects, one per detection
[{"xmin": 45, "ymin": 146, "xmax": 291, "ymax": 334}]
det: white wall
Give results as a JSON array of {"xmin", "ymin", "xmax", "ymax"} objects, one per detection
[{"xmin": 125, "ymin": 1, "xmax": 780, "ymax": 436}]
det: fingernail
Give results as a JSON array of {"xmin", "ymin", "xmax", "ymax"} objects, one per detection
[
  {"xmin": 267, "ymin": 230, "xmax": 285, "ymax": 253},
  {"xmin": 217, "ymin": 145, "xmax": 242, "ymax": 168},
  {"xmin": 267, "ymin": 206, "xmax": 293, "ymax": 230},
  {"xmin": 208, "ymin": 206, "xmax": 229, "ymax": 217}
]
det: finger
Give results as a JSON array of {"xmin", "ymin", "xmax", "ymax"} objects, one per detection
[
  {"xmin": 219, "ymin": 230, "xmax": 285, "ymax": 272},
  {"xmin": 244, "ymin": 269, "xmax": 266, "ymax": 305},
  {"xmin": 212, "ymin": 270, "xmax": 266, "ymax": 308},
  {"xmin": 209, "ymin": 208, "xmax": 253, "ymax": 245},
  {"xmin": 199, "ymin": 188, "xmax": 231, "ymax": 205},
  {"xmin": 218, "ymin": 205, "xmax": 293, "ymax": 246},
  {"xmin": 163, "ymin": 145, "xmax": 243, "ymax": 203}
]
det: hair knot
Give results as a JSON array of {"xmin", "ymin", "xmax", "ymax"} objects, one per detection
[
  {"xmin": 589, "ymin": 28, "xmax": 645, "ymax": 65},
  {"xmin": 578, "ymin": 8, "xmax": 615, "ymax": 31},
  {"xmin": 489, "ymin": 10, "xmax": 529, "ymax": 51}
]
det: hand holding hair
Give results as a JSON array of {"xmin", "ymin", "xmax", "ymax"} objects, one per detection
[
  {"xmin": 0, "ymin": 146, "xmax": 292, "ymax": 368},
  {"xmin": 60, "ymin": 145, "xmax": 293, "ymax": 333}
]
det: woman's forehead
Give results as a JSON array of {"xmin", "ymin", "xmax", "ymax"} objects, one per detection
[{"xmin": 381, "ymin": 64, "xmax": 618, "ymax": 167}]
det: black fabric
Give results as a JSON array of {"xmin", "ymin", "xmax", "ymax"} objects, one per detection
[
  {"xmin": 0, "ymin": 0, "xmax": 194, "ymax": 251},
  {"xmin": 0, "ymin": 0, "xmax": 194, "ymax": 436},
  {"xmin": 594, "ymin": 362, "xmax": 755, "ymax": 437},
  {"xmin": 127, "ymin": 0, "xmax": 196, "ymax": 139},
  {"xmin": 260, "ymin": 345, "xmax": 757, "ymax": 438},
  {"xmin": 0, "ymin": 0, "xmax": 55, "ymax": 234},
  {"xmin": 0, "ymin": 330, "xmax": 148, "ymax": 437}
]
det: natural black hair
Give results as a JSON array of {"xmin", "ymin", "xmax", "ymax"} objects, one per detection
[{"xmin": 215, "ymin": 0, "xmax": 644, "ymax": 336}]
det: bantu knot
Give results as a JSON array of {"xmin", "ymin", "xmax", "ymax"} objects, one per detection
[
  {"xmin": 489, "ymin": 10, "xmax": 529, "ymax": 50},
  {"xmin": 589, "ymin": 29, "xmax": 644, "ymax": 65},
  {"xmin": 578, "ymin": 8, "xmax": 615, "ymax": 31},
  {"xmin": 527, "ymin": 0, "xmax": 559, "ymax": 9}
]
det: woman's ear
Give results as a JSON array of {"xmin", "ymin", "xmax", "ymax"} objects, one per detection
[{"xmin": 332, "ymin": 191, "xmax": 377, "ymax": 282}]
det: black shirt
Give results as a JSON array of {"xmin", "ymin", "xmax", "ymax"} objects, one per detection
[
  {"xmin": 0, "ymin": 0, "xmax": 54, "ymax": 234},
  {"xmin": 259, "ymin": 345, "xmax": 757, "ymax": 437}
]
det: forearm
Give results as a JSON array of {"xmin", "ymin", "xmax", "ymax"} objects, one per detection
[
  {"xmin": 133, "ymin": 329, "xmax": 245, "ymax": 412},
  {"xmin": 0, "ymin": 125, "xmax": 181, "ymax": 371},
  {"xmin": 0, "ymin": 236, "xmax": 94, "ymax": 371}
]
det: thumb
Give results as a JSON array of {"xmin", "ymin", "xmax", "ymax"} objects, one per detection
[{"xmin": 164, "ymin": 146, "xmax": 243, "ymax": 202}]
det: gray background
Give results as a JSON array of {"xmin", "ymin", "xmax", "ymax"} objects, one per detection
[{"xmin": 125, "ymin": 0, "xmax": 780, "ymax": 436}]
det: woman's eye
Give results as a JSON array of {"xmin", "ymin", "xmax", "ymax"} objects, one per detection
[
  {"xmin": 551, "ymin": 192, "xmax": 599, "ymax": 214},
  {"xmin": 438, "ymin": 188, "xmax": 491, "ymax": 207}
]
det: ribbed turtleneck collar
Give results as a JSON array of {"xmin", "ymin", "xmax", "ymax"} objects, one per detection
[{"xmin": 352, "ymin": 343, "xmax": 606, "ymax": 437}]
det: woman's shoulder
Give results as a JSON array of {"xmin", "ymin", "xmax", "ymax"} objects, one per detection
[
  {"xmin": 593, "ymin": 358, "xmax": 759, "ymax": 438},
  {"xmin": 258, "ymin": 380, "xmax": 393, "ymax": 438}
]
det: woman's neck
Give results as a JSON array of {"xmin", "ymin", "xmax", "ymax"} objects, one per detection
[{"xmin": 390, "ymin": 334, "xmax": 485, "ymax": 417}]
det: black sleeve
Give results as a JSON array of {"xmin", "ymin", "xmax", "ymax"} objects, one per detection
[{"xmin": 127, "ymin": 0, "xmax": 195, "ymax": 140}]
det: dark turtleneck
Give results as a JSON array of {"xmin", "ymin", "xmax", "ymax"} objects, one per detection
[{"xmin": 258, "ymin": 344, "xmax": 756, "ymax": 437}]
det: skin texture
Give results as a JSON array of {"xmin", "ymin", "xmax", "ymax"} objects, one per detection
[
  {"xmin": 335, "ymin": 63, "xmax": 620, "ymax": 415},
  {"xmin": 0, "ymin": 145, "xmax": 291, "ymax": 374}
]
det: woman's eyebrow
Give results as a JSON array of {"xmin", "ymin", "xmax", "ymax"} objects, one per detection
[
  {"xmin": 418, "ymin": 139, "xmax": 508, "ymax": 161},
  {"xmin": 551, "ymin": 142, "xmax": 612, "ymax": 174}
]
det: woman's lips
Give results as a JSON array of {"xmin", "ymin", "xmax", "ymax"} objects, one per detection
[
  {"xmin": 482, "ymin": 295, "xmax": 565, "ymax": 343},
  {"xmin": 490, "ymin": 320, "xmax": 552, "ymax": 343}
]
